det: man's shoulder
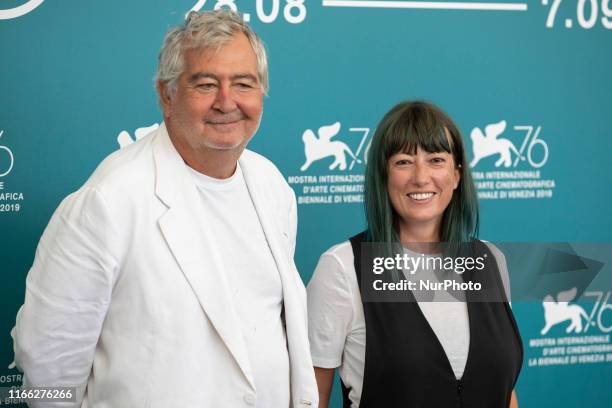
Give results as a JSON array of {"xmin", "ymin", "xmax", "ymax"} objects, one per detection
[
  {"xmin": 240, "ymin": 149, "xmax": 296, "ymax": 215},
  {"xmin": 240, "ymin": 149, "xmax": 284, "ymax": 178},
  {"xmin": 240, "ymin": 149, "xmax": 291, "ymax": 192},
  {"xmin": 84, "ymin": 132, "xmax": 156, "ymax": 194}
]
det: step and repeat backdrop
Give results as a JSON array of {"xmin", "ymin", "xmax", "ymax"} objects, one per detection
[{"xmin": 1, "ymin": 0, "xmax": 611, "ymax": 406}]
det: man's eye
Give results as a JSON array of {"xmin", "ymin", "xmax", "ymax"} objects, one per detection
[
  {"xmin": 235, "ymin": 82, "xmax": 254, "ymax": 90},
  {"xmin": 195, "ymin": 83, "xmax": 216, "ymax": 91}
]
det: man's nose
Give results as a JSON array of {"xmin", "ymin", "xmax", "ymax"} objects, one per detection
[{"xmin": 213, "ymin": 85, "xmax": 238, "ymax": 112}]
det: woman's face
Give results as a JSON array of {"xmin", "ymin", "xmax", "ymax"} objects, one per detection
[{"xmin": 387, "ymin": 145, "xmax": 460, "ymax": 237}]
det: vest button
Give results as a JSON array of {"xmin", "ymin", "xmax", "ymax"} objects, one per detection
[{"xmin": 244, "ymin": 394, "xmax": 256, "ymax": 405}]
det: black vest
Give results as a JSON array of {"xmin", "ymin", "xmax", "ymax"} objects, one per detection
[{"xmin": 342, "ymin": 232, "xmax": 523, "ymax": 408}]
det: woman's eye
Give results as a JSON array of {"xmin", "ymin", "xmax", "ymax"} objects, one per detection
[
  {"xmin": 396, "ymin": 159, "xmax": 412, "ymax": 165},
  {"xmin": 430, "ymin": 157, "xmax": 445, "ymax": 164}
]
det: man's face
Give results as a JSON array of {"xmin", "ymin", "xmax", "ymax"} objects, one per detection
[{"xmin": 159, "ymin": 33, "xmax": 263, "ymax": 153}]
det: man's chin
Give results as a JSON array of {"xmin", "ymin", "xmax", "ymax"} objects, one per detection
[{"xmin": 202, "ymin": 139, "xmax": 245, "ymax": 151}]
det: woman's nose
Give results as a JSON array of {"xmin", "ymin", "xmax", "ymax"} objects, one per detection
[{"xmin": 411, "ymin": 162, "xmax": 431, "ymax": 186}]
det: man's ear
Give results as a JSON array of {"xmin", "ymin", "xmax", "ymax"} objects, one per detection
[{"xmin": 156, "ymin": 80, "xmax": 172, "ymax": 117}]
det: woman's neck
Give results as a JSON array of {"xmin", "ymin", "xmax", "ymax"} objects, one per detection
[
  {"xmin": 399, "ymin": 222, "xmax": 442, "ymax": 254},
  {"xmin": 399, "ymin": 220, "xmax": 441, "ymax": 244}
]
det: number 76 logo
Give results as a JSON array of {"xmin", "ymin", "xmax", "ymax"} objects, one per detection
[
  {"xmin": 0, "ymin": 130, "xmax": 15, "ymax": 178},
  {"xmin": 0, "ymin": 0, "xmax": 45, "ymax": 20}
]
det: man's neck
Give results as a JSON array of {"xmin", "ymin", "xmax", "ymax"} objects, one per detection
[
  {"xmin": 186, "ymin": 148, "xmax": 242, "ymax": 179},
  {"xmin": 167, "ymin": 132, "xmax": 244, "ymax": 179}
]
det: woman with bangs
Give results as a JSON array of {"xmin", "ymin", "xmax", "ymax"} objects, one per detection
[{"xmin": 307, "ymin": 101, "xmax": 522, "ymax": 408}]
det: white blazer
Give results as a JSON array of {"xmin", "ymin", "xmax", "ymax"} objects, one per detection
[{"xmin": 12, "ymin": 123, "xmax": 318, "ymax": 408}]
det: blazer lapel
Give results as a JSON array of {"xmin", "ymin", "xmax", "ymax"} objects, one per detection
[
  {"xmin": 152, "ymin": 124, "xmax": 255, "ymax": 390},
  {"xmin": 240, "ymin": 155, "xmax": 317, "ymax": 406}
]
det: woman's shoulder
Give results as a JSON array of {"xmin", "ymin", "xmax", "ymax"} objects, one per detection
[
  {"xmin": 479, "ymin": 240, "xmax": 511, "ymax": 300},
  {"xmin": 320, "ymin": 230, "xmax": 370, "ymax": 265},
  {"xmin": 480, "ymin": 240, "xmax": 506, "ymax": 261},
  {"xmin": 308, "ymin": 239, "xmax": 359, "ymax": 295},
  {"xmin": 321, "ymin": 240, "xmax": 354, "ymax": 264}
]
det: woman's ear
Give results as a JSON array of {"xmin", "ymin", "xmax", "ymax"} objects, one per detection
[{"xmin": 454, "ymin": 163, "xmax": 461, "ymax": 190}]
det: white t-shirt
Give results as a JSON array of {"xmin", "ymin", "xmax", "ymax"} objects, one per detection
[
  {"xmin": 189, "ymin": 164, "xmax": 290, "ymax": 408},
  {"xmin": 307, "ymin": 240, "xmax": 510, "ymax": 408}
]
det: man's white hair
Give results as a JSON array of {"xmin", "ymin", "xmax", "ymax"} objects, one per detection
[{"xmin": 156, "ymin": 10, "xmax": 269, "ymax": 96}]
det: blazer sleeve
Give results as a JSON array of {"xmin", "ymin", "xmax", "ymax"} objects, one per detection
[{"xmin": 12, "ymin": 186, "xmax": 120, "ymax": 407}]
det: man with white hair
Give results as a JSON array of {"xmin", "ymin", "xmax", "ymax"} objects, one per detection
[{"xmin": 12, "ymin": 10, "xmax": 317, "ymax": 408}]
